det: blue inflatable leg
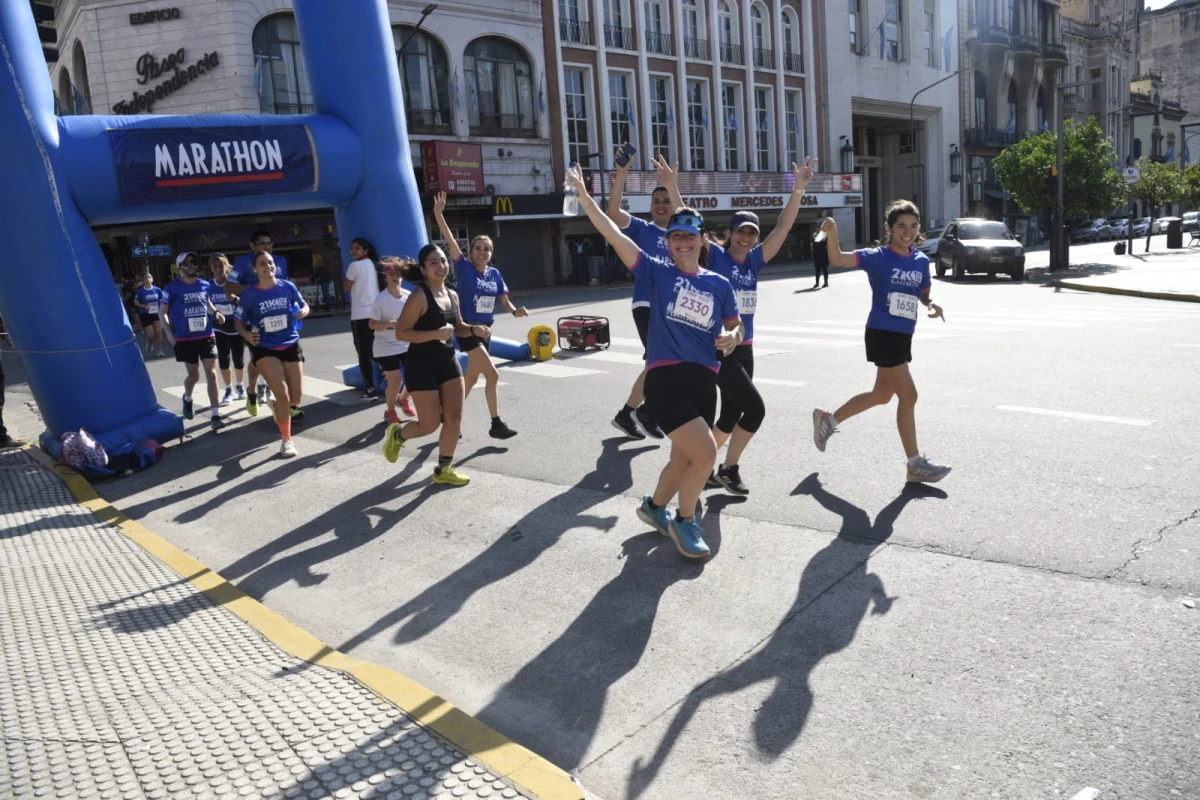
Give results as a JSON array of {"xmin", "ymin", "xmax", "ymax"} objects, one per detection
[{"xmin": 489, "ymin": 337, "xmax": 532, "ymax": 362}]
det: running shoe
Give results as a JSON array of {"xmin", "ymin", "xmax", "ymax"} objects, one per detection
[
  {"xmin": 220, "ymin": 387, "xmax": 232, "ymax": 407},
  {"xmin": 667, "ymin": 516, "xmax": 711, "ymax": 559},
  {"xmin": 611, "ymin": 409, "xmax": 645, "ymax": 440},
  {"xmin": 210, "ymin": 416, "xmax": 226, "ymax": 432},
  {"xmin": 289, "ymin": 407, "xmax": 305, "ymax": 421},
  {"xmin": 716, "ymin": 464, "xmax": 750, "ymax": 496},
  {"xmin": 432, "ymin": 465, "xmax": 470, "ymax": 486},
  {"xmin": 382, "ymin": 422, "xmax": 405, "ymax": 464},
  {"xmin": 812, "ymin": 408, "xmax": 838, "ymax": 453},
  {"xmin": 235, "ymin": 385, "xmax": 246, "ymax": 401},
  {"xmin": 907, "ymin": 455, "xmax": 952, "ymax": 484},
  {"xmin": 245, "ymin": 394, "xmax": 259, "ymax": 417},
  {"xmin": 634, "ymin": 405, "xmax": 665, "ymax": 440},
  {"xmin": 157, "ymin": 349, "xmax": 165, "ymax": 357},
  {"xmin": 361, "ymin": 389, "xmax": 378, "ymax": 400},
  {"xmin": 399, "ymin": 396, "xmax": 416, "ymax": 417},
  {"xmin": 258, "ymin": 383, "xmax": 271, "ymax": 404},
  {"xmin": 704, "ymin": 471, "xmax": 722, "ymax": 490},
  {"xmin": 384, "ymin": 409, "xmax": 401, "ymax": 425},
  {"xmin": 182, "ymin": 397, "xmax": 194, "ymax": 420},
  {"xmin": 636, "ymin": 494, "xmax": 671, "ymax": 536},
  {"xmin": 489, "ymin": 419, "xmax": 518, "ymax": 439},
  {"xmin": 279, "ymin": 439, "xmax": 297, "ymax": 459}
]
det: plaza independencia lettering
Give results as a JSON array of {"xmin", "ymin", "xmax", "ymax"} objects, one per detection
[
  {"xmin": 152, "ymin": 137, "xmax": 286, "ymax": 188},
  {"xmin": 112, "ymin": 48, "xmax": 219, "ymax": 115}
]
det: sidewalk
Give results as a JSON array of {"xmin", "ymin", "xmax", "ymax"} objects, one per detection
[
  {"xmin": 0, "ymin": 445, "xmax": 581, "ymax": 800},
  {"xmin": 1028, "ymin": 243, "xmax": 1200, "ymax": 302}
]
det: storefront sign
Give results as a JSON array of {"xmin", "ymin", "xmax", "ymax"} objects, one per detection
[
  {"xmin": 111, "ymin": 48, "xmax": 219, "ymax": 114},
  {"xmin": 107, "ymin": 125, "xmax": 318, "ymax": 205},
  {"xmin": 622, "ymin": 192, "xmax": 861, "ymax": 214},
  {"xmin": 129, "ymin": 8, "xmax": 181, "ymax": 25},
  {"xmin": 492, "ymin": 194, "xmax": 567, "ymax": 221},
  {"xmin": 420, "ymin": 141, "xmax": 484, "ymax": 195}
]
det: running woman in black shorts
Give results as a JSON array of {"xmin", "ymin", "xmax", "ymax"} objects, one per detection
[
  {"xmin": 811, "ymin": 201, "xmax": 951, "ymax": 483},
  {"xmin": 380, "ymin": 244, "xmax": 479, "ymax": 487},
  {"xmin": 133, "ymin": 272, "xmax": 165, "ymax": 357},
  {"xmin": 207, "ymin": 254, "xmax": 246, "ymax": 406}
]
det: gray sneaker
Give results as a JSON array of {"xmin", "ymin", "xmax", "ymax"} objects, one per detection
[
  {"xmin": 907, "ymin": 455, "xmax": 951, "ymax": 483},
  {"xmin": 812, "ymin": 408, "xmax": 838, "ymax": 452}
]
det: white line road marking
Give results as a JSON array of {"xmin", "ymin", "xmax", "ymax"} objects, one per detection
[
  {"xmin": 497, "ymin": 361, "xmax": 604, "ymax": 378},
  {"xmin": 563, "ymin": 350, "xmax": 646, "ymax": 366},
  {"xmin": 996, "ymin": 405, "xmax": 1153, "ymax": 427},
  {"xmin": 609, "ymin": 337, "xmax": 647, "ymax": 348},
  {"xmin": 166, "ymin": 375, "xmax": 366, "ymax": 410},
  {"xmin": 754, "ymin": 323, "xmax": 1016, "ymax": 335},
  {"xmin": 756, "ymin": 378, "xmax": 807, "ymax": 387},
  {"xmin": 1171, "ymin": 343, "xmax": 1200, "ymax": 348},
  {"xmin": 752, "ymin": 334, "xmax": 873, "ymax": 347}
]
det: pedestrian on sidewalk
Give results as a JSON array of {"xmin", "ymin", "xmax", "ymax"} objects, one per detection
[
  {"xmin": 812, "ymin": 226, "xmax": 830, "ymax": 288},
  {"xmin": 811, "ymin": 201, "xmax": 952, "ymax": 484},
  {"xmin": 345, "ymin": 237, "xmax": 383, "ymax": 401}
]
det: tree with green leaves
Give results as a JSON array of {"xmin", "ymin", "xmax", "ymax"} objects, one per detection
[
  {"xmin": 993, "ymin": 117, "xmax": 1126, "ymax": 219},
  {"xmin": 1131, "ymin": 159, "xmax": 1184, "ymax": 252},
  {"xmin": 1183, "ymin": 163, "xmax": 1200, "ymax": 208}
]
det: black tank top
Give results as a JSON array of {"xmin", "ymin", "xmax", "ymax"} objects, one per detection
[{"xmin": 408, "ymin": 282, "xmax": 457, "ymax": 357}]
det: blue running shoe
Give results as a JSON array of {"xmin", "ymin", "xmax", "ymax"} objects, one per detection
[
  {"xmin": 636, "ymin": 495, "xmax": 671, "ymax": 536},
  {"xmin": 668, "ymin": 516, "xmax": 711, "ymax": 559},
  {"xmin": 182, "ymin": 397, "xmax": 194, "ymax": 420}
]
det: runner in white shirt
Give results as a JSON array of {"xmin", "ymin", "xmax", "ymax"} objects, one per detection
[
  {"xmin": 369, "ymin": 258, "xmax": 417, "ymax": 424},
  {"xmin": 344, "ymin": 237, "xmax": 382, "ymax": 400}
]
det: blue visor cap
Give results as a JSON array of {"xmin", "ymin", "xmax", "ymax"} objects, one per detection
[{"xmin": 666, "ymin": 212, "xmax": 704, "ymax": 235}]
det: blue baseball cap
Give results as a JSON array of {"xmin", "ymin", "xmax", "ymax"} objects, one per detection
[
  {"xmin": 728, "ymin": 211, "xmax": 760, "ymax": 232},
  {"xmin": 666, "ymin": 210, "xmax": 704, "ymax": 235}
]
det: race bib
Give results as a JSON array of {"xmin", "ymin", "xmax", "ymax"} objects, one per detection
[
  {"xmin": 262, "ymin": 314, "xmax": 288, "ymax": 333},
  {"xmin": 147, "ymin": 303, "xmax": 159, "ymax": 314},
  {"xmin": 888, "ymin": 292, "xmax": 919, "ymax": 321},
  {"xmin": 736, "ymin": 289, "xmax": 758, "ymax": 315},
  {"xmin": 474, "ymin": 295, "xmax": 496, "ymax": 316},
  {"xmin": 187, "ymin": 315, "xmax": 207, "ymax": 333},
  {"xmin": 215, "ymin": 302, "xmax": 234, "ymax": 315},
  {"xmin": 671, "ymin": 286, "xmax": 714, "ymax": 328}
]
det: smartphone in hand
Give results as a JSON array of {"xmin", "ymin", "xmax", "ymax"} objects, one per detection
[{"xmin": 614, "ymin": 143, "xmax": 637, "ymax": 168}]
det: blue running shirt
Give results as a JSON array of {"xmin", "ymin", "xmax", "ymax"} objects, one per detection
[
  {"xmin": 704, "ymin": 243, "xmax": 765, "ymax": 345},
  {"xmin": 630, "ymin": 250, "xmax": 739, "ymax": 371},
  {"xmin": 454, "ymin": 257, "xmax": 509, "ymax": 325},
  {"xmin": 162, "ymin": 279, "xmax": 215, "ymax": 341},
  {"xmin": 206, "ymin": 279, "xmax": 238, "ymax": 335},
  {"xmin": 135, "ymin": 286, "xmax": 164, "ymax": 315},
  {"xmin": 855, "ymin": 247, "xmax": 931, "ymax": 335},
  {"xmin": 237, "ymin": 280, "xmax": 304, "ymax": 349},
  {"xmin": 622, "ymin": 217, "xmax": 670, "ymax": 308}
]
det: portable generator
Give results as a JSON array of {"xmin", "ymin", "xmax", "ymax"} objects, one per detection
[{"xmin": 557, "ymin": 315, "xmax": 610, "ymax": 351}]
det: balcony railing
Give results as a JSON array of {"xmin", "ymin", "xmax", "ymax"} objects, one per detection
[
  {"xmin": 559, "ymin": 19, "xmax": 593, "ymax": 46},
  {"xmin": 782, "ymin": 51, "xmax": 803, "ymax": 72},
  {"xmin": 752, "ymin": 47, "xmax": 775, "ymax": 69},
  {"xmin": 965, "ymin": 127, "xmax": 1018, "ymax": 148},
  {"xmin": 645, "ymin": 30, "xmax": 674, "ymax": 56},
  {"xmin": 719, "ymin": 42, "xmax": 744, "ymax": 65},
  {"xmin": 588, "ymin": 170, "xmax": 863, "ymax": 196},
  {"xmin": 406, "ymin": 107, "xmax": 452, "ymax": 134},
  {"xmin": 469, "ymin": 112, "xmax": 535, "ymax": 138},
  {"xmin": 1062, "ymin": 18, "xmax": 1122, "ymax": 40},
  {"xmin": 1063, "ymin": 94, "xmax": 1102, "ymax": 114},
  {"xmin": 270, "ymin": 102, "xmax": 314, "ymax": 115},
  {"xmin": 1042, "ymin": 40, "xmax": 1067, "ymax": 63},
  {"xmin": 683, "ymin": 36, "xmax": 710, "ymax": 60},
  {"xmin": 604, "ymin": 24, "xmax": 635, "ymax": 50}
]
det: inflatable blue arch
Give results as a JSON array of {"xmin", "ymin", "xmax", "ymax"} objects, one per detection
[{"xmin": 0, "ymin": 0, "xmax": 427, "ymax": 451}]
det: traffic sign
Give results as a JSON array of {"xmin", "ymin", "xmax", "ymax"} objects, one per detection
[
  {"xmin": 1123, "ymin": 167, "xmax": 1140, "ymax": 184},
  {"xmin": 132, "ymin": 244, "xmax": 172, "ymax": 258}
]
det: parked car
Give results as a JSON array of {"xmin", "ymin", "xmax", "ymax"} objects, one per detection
[
  {"xmin": 1071, "ymin": 218, "xmax": 1112, "ymax": 242},
  {"xmin": 1133, "ymin": 217, "xmax": 1152, "ymax": 237},
  {"xmin": 919, "ymin": 228, "xmax": 943, "ymax": 257},
  {"xmin": 1155, "ymin": 216, "xmax": 1181, "ymax": 235},
  {"xmin": 1183, "ymin": 211, "xmax": 1199, "ymax": 233},
  {"xmin": 935, "ymin": 218, "xmax": 1026, "ymax": 281},
  {"xmin": 1110, "ymin": 218, "xmax": 1130, "ymax": 238}
]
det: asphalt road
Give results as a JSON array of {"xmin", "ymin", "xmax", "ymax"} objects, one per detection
[{"xmin": 5, "ymin": 243, "xmax": 1198, "ymax": 800}]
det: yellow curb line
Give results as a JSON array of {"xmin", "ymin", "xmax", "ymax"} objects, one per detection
[
  {"xmin": 22, "ymin": 443, "xmax": 583, "ymax": 800},
  {"xmin": 1052, "ymin": 280, "xmax": 1200, "ymax": 303}
]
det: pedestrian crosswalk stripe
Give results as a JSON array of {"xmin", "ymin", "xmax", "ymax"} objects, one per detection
[
  {"xmin": 996, "ymin": 405, "xmax": 1153, "ymax": 427},
  {"xmin": 562, "ymin": 350, "xmax": 646, "ymax": 366},
  {"xmin": 756, "ymin": 378, "xmax": 807, "ymax": 388},
  {"xmin": 496, "ymin": 361, "xmax": 604, "ymax": 378},
  {"xmin": 163, "ymin": 375, "xmax": 364, "ymax": 413}
]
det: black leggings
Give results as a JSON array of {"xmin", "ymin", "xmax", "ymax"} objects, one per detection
[
  {"xmin": 715, "ymin": 345, "xmax": 765, "ymax": 434},
  {"xmin": 351, "ymin": 318, "xmax": 375, "ymax": 391},
  {"xmin": 215, "ymin": 333, "xmax": 245, "ymax": 371},
  {"xmin": 814, "ymin": 261, "xmax": 829, "ymax": 283}
]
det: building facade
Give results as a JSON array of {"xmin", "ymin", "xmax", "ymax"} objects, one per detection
[
  {"xmin": 958, "ymin": 0, "xmax": 1068, "ymax": 225},
  {"xmin": 822, "ymin": 0, "xmax": 963, "ymax": 245},
  {"xmin": 1133, "ymin": 0, "xmax": 1199, "ymax": 132},
  {"xmin": 51, "ymin": 0, "xmax": 556, "ymax": 290},
  {"xmin": 1059, "ymin": 3, "xmax": 1134, "ymax": 165},
  {"xmin": 545, "ymin": 0, "xmax": 852, "ymax": 281}
]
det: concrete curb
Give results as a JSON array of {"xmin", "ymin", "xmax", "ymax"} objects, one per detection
[
  {"xmin": 21, "ymin": 441, "xmax": 585, "ymax": 800},
  {"xmin": 1051, "ymin": 280, "xmax": 1200, "ymax": 303}
]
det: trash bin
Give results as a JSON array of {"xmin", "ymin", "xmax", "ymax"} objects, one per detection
[{"xmin": 1167, "ymin": 218, "xmax": 1184, "ymax": 249}]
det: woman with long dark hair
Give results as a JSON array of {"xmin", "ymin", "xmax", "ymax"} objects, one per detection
[
  {"xmin": 345, "ymin": 236, "xmax": 383, "ymax": 400},
  {"xmin": 380, "ymin": 244, "xmax": 482, "ymax": 487}
]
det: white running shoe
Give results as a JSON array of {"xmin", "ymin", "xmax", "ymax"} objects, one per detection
[
  {"xmin": 279, "ymin": 439, "xmax": 297, "ymax": 459},
  {"xmin": 156, "ymin": 349, "xmax": 165, "ymax": 357},
  {"xmin": 907, "ymin": 454, "xmax": 951, "ymax": 483},
  {"xmin": 235, "ymin": 385, "xmax": 246, "ymax": 401},
  {"xmin": 220, "ymin": 387, "xmax": 232, "ymax": 407},
  {"xmin": 812, "ymin": 408, "xmax": 838, "ymax": 452}
]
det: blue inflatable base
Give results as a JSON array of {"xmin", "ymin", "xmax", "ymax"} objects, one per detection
[{"xmin": 39, "ymin": 405, "xmax": 183, "ymax": 461}]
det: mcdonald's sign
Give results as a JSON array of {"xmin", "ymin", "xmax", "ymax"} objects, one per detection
[{"xmin": 494, "ymin": 196, "xmax": 514, "ymax": 215}]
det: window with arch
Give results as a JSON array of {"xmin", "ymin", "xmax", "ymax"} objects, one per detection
[
  {"xmin": 57, "ymin": 68, "xmax": 72, "ymax": 116},
  {"xmin": 781, "ymin": 8, "xmax": 802, "ymax": 71},
  {"xmin": 71, "ymin": 42, "xmax": 92, "ymax": 115},
  {"xmin": 393, "ymin": 26, "xmax": 451, "ymax": 134},
  {"xmin": 682, "ymin": 0, "xmax": 706, "ymax": 59},
  {"xmin": 1035, "ymin": 86, "xmax": 1046, "ymax": 132},
  {"xmin": 973, "ymin": 71, "xmax": 988, "ymax": 130},
  {"xmin": 750, "ymin": 5, "xmax": 766, "ymax": 53},
  {"xmin": 1074, "ymin": 65, "xmax": 1082, "ymax": 84},
  {"xmin": 718, "ymin": 0, "xmax": 741, "ymax": 64},
  {"xmin": 1006, "ymin": 81, "xmax": 1017, "ymax": 135},
  {"xmin": 465, "ymin": 37, "xmax": 536, "ymax": 137},
  {"xmin": 253, "ymin": 14, "xmax": 313, "ymax": 115}
]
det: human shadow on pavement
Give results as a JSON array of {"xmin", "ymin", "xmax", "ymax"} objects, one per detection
[
  {"xmin": 624, "ymin": 474, "xmax": 945, "ymax": 799},
  {"xmin": 474, "ymin": 493, "xmax": 745, "ymax": 771},
  {"xmin": 336, "ymin": 438, "xmax": 657, "ymax": 653}
]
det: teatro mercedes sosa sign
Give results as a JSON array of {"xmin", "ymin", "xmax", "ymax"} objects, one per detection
[
  {"xmin": 622, "ymin": 192, "xmax": 863, "ymax": 214},
  {"xmin": 106, "ymin": 125, "xmax": 318, "ymax": 205}
]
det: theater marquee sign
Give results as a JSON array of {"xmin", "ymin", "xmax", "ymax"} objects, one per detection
[
  {"xmin": 596, "ymin": 171, "xmax": 863, "ymax": 215},
  {"xmin": 623, "ymin": 192, "xmax": 862, "ymax": 214}
]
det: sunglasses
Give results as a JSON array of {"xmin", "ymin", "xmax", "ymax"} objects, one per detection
[{"xmin": 668, "ymin": 213, "xmax": 704, "ymax": 231}]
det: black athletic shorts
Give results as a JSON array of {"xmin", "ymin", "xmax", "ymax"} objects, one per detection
[
  {"xmin": 864, "ymin": 328, "xmax": 913, "ymax": 368},
  {"xmin": 174, "ymin": 336, "xmax": 217, "ymax": 365},
  {"xmin": 138, "ymin": 313, "xmax": 159, "ymax": 327},
  {"xmin": 632, "ymin": 306, "xmax": 651, "ymax": 359},
  {"xmin": 374, "ymin": 352, "xmax": 407, "ymax": 373},
  {"xmin": 644, "ymin": 362, "xmax": 718, "ymax": 435},
  {"xmin": 215, "ymin": 332, "xmax": 245, "ymax": 371},
  {"xmin": 250, "ymin": 342, "xmax": 305, "ymax": 365},
  {"xmin": 404, "ymin": 351, "xmax": 462, "ymax": 392},
  {"xmin": 455, "ymin": 333, "xmax": 492, "ymax": 353}
]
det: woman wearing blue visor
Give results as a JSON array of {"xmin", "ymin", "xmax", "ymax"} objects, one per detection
[{"xmin": 565, "ymin": 164, "xmax": 741, "ymax": 559}]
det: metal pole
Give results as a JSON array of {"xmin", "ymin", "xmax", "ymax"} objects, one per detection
[
  {"xmin": 1054, "ymin": 88, "xmax": 1066, "ymax": 271},
  {"xmin": 908, "ymin": 70, "xmax": 960, "ymax": 205}
]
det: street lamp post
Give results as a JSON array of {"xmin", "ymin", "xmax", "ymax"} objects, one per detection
[
  {"xmin": 1050, "ymin": 79, "xmax": 1101, "ymax": 272},
  {"xmin": 396, "ymin": 4, "xmax": 438, "ymax": 56},
  {"xmin": 908, "ymin": 70, "xmax": 960, "ymax": 206}
]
